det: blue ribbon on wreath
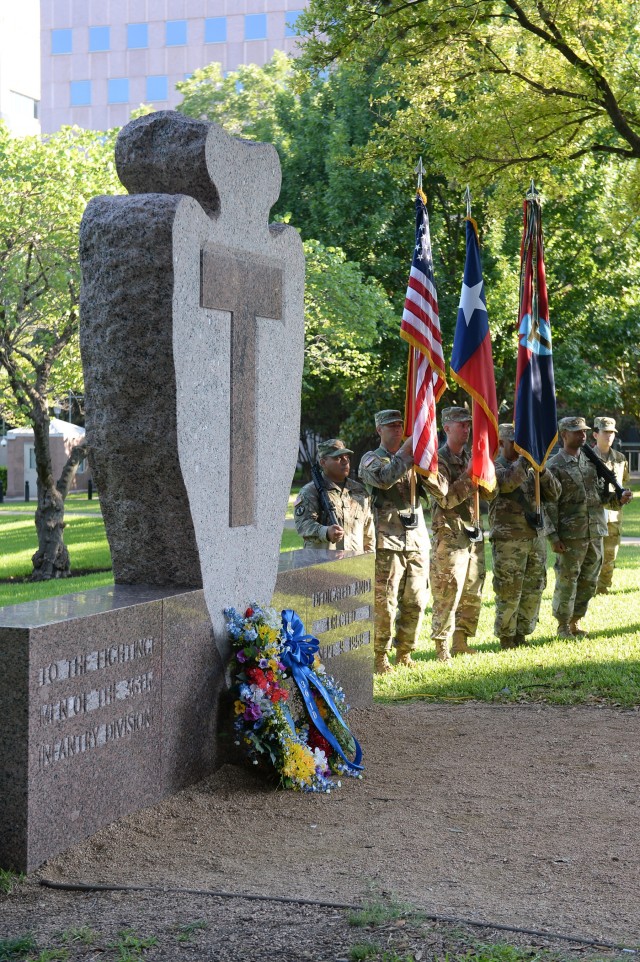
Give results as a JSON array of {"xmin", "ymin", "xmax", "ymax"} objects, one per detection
[{"xmin": 280, "ymin": 609, "xmax": 363, "ymax": 772}]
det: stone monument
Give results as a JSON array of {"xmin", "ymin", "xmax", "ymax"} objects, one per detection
[
  {"xmin": 0, "ymin": 113, "xmax": 373, "ymax": 874},
  {"xmin": 80, "ymin": 111, "xmax": 305, "ymax": 652}
]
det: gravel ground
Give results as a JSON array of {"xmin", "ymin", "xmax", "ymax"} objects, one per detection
[{"xmin": 2, "ymin": 702, "xmax": 639, "ymax": 960}]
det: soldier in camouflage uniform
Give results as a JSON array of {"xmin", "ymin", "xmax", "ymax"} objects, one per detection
[
  {"xmin": 429, "ymin": 407, "xmax": 495, "ymax": 662},
  {"xmin": 545, "ymin": 416, "xmax": 632, "ymax": 639},
  {"xmin": 591, "ymin": 417, "xmax": 631, "ymax": 594},
  {"xmin": 489, "ymin": 423, "xmax": 561, "ymax": 649},
  {"xmin": 359, "ymin": 410, "xmax": 431, "ymax": 674},
  {"xmin": 294, "ymin": 439, "xmax": 375, "ymax": 553}
]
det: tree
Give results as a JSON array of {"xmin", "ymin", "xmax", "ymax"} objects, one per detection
[
  {"xmin": 297, "ymin": 0, "xmax": 640, "ymax": 200},
  {"xmin": 0, "ymin": 123, "xmax": 122, "ymax": 579}
]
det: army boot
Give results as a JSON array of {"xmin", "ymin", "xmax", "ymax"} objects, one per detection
[
  {"xmin": 396, "ymin": 651, "xmax": 415, "ymax": 668},
  {"xmin": 434, "ymin": 639, "xmax": 452, "ymax": 664},
  {"xmin": 570, "ymin": 619, "xmax": 587, "ymax": 638},
  {"xmin": 557, "ymin": 623, "xmax": 574, "ymax": 640},
  {"xmin": 514, "ymin": 633, "xmax": 528, "ymax": 647},
  {"xmin": 375, "ymin": 652, "xmax": 392, "ymax": 674},
  {"xmin": 451, "ymin": 629, "xmax": 478, "ymax": 656},
  {"xmin": 500, "ymin": 636, "xmax": 517, "ymax": 650}
]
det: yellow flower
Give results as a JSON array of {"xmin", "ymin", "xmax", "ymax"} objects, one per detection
[
  {"xmin": 268, "ymin": 658, "xmax": 279, "ymax": 672},
  {"xmin": 282, "ymin": 739, "xmax": 315, "ymax": 784},
  {"xmin": 234, "ymin": 700, "xmax": 245, "ymax": 715}
]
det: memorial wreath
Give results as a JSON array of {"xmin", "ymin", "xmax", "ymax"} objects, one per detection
[{"xmin": 225, "ymin": 604, "xmax": 363, "ymax": 792}]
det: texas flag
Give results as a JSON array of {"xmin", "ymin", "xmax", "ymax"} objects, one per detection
[{"xmin": 450, "ymin": 217, "xmax": 499, "ymax": 491}]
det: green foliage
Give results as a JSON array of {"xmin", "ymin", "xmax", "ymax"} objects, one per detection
[
  {"xmin": 348, "ymin": 897, "xmax": 416, "ymax": 928},
  {"xmin": 0, "ymin": 868, "xmax": 25, "ymax": 895},
  {"xmin": 0, "ymin": 935, "xmax": 37, "ymax": 961},
  {"xmin": 59, "ymin": 927, "xmax": 98, "ymax": 945},
  {"xmin": 108, "ymin": 929, "xmax": 158, "ymax": 962},
  {"xmin": 0, "ymin": 466, "xmax": 6, "ymax": 491},
  {"xmin": 0, "ymin": 122, "xmax": 122, "ymax": 427},
  {"xmin": 175, "ymin": 920, "xmax": 208, "ymax": 943},
  {"xmin": 349, "ymin": 945, "xmax": 379, "ymax": 960}
]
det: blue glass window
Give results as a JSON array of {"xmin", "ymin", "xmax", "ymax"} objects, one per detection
[
  {"xmin": 52, "ymin": 28, "xmax": 72, "ymax": 54},
  {"xmin": 285, "ymin": 11, "xmax": 302, "ymax": 37},
  {"xmin": 146, "ymin": 75, "xmax": 168, "ymax": 101},
  {"xmin": 245, "ymin": 14, "xmax": 266, "ymax": 40},
  {"xmin": 127, "ymin": 23, "xmax": 148, "ymax": 48},
  {"xmin": 108, "ymin": 78, "xmax": 129, "ymax": 104},
  {"xmin": 205, "ymin": 17, "xmax": 226, "ymax": 43},
  {"xmin": 70, "ymin": 81, "xmax": 91, "ymax": 106},
  {"xmin": 166, "ymin": 20, "xmax": 187, "ymax": 45},
  {"xmin": 89, "ymin": 26, "xmax": 110, "ymax": 51}
]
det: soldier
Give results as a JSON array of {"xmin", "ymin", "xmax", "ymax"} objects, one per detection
[
  {"xmin": 489, "ymin": 423, "xmax": 561, "ymax": 649},
  {"xmin": 429, "ymin": 407, "xmax": 494, "ymax": 663},
  {"xmin": 359, "ymin": 410, "xmax": 430, "ymax": 674},
  {"xmin": 545, "ymin": 416, "xmax": 632, "ymax": 639},
  {"xmin": 294, "ymin": 439, "xmax": 375, "ymax": 553},
  {"xmin": 592, "ymin": 416, "xmax": 630, "ymax": 594}
]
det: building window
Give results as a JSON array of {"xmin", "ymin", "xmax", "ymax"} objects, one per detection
[
  {"xmin": 244, "ymin": 14, "xmax": 267, "ymax": 40},
  {"xmin": 28, "ymin": 447, "xmax": 37, "ymax": 470},
  {"xmin": 205, "ymin": 17, "xmax": 227, "ymax": 43},
  {"xmin": 52, "ymin": 28, "xmax": 72, "ymax": 54},
  {"xmin": 127, "ymin": 23, "xmax": 148, "ymax": 48},
  {"xmin": 76, "ymin": 458, "xmax": 86, "ymax": 474},
  {"xmin": 70, "ymin": 81, "xmax": 91, "ymax": 106},
  {"xmin": 146, "ymin": 75, "xmax": 168, "ymax": 101},
  {"xmin": 89, "ymin": 26, "xmax": 110, "ymax": 51},
  {"xmin": 285, "ymin": 11, "xmax": 302, "ymax": 37},
  {"xmin": 166, "ymin": 20, "xmax": 187, "ymax": 46},
  {"xmin": 108, "ymin": 78, "xmax": 129, "ymax": 104}
]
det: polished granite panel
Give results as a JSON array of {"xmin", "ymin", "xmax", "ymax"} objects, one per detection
[
  {"xmin": 0, "ymin": 584, "xmax": 186, "ymax": 629},
  {"xmin": 0, "ymin": 627, "xmax": 30, "ymax": 870},
  {"xmin": 26, "ymin": 599, "xmax": 163, "ymax": 871},
  {"xmin": 273, "ymin": 550, "xmax": 374, "ymax": 708},
  {"xmin": 161, "ymin": 591, "xmax": 223, "ymax": 792}
]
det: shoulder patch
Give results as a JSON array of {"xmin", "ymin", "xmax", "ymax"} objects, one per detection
[
  {"xmin": 362, "ymin": 455, "xmax": 376, "ymax": 467},
  {"xmin": 295, "ymin": 503, "xmax": 306, "ymax": 518},
  {"xmin": 294, "ymin": 494, "xmax": 303, "ymax": 506}
]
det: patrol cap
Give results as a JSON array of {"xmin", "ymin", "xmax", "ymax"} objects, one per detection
[
  {"xmin": 442, "ymin": 406, "xmax": 472, "ymax": 424},
  {"xmin": 594, "ymin": 416, "xmax": 617, "ymax": 433},
  {"xmin": 317, "ymin": 438, "xmax": 353, "ymax": 459},
  {"xmin": 558, "ymin": 416, "xmax": 588, "ymax": 432},
  {"xmin": 375, "ymin": 409, "xmax": 403, "ymax": 427},
  {"xmin": 498, "ymin": 423, "xmax": 515, "ymax": 441}
]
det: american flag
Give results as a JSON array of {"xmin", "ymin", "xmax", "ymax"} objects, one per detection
[{"xmin": 400, "ymin": 191, "xmax": 446, "ymax": 478}]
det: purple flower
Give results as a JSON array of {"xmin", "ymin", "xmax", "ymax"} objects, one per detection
[
  {"xmin": 243, "ymin": 702, "xmax": 262, "ymax": 722},
  {"xmin": 258, "ymin": 658, "xmax": 269, "ymax": 669},
  {"xmin": 236, "ymin": 650, "xmax": 247, "ymax": 663}
]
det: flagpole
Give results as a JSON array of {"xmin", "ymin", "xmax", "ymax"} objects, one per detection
[
  {"xmin": 408, "ymin": 157, "xmax": 425, "ymax": 512},
  {"xmin": 526, "ymin": 179, "xmax": 543, "ymax": 525}
]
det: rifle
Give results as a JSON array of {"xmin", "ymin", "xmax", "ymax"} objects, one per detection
[
  {"xmin": 581, "ymin": 444, "xmax": 629, "ymax": 500},
  {"xmin": 311, "ymin": 463, "xmax": 338, "ymax": 528}
]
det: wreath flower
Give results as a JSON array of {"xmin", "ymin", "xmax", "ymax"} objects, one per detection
[{"xmin": 225, "ymin": 603, "xmax": 363, "ymax": 793}]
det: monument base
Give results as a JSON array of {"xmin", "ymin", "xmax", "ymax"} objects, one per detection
[{"xmin": 0, "ymin": 550, "xmax": 374, "ymax": 872}]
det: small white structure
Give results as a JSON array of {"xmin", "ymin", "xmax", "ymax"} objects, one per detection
[{"xmin": 4, "ymin": 418, "xmax": 91, "ymax": 498}]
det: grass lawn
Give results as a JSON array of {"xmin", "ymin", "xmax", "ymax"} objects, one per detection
[{"xmin": 376, "ymin": 543, "xmax": 640, "ymax": 707}]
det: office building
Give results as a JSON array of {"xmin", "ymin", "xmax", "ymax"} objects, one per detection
[{"xmin": 40, "ymin": 0, "xmax": 306, "ymax": 133}]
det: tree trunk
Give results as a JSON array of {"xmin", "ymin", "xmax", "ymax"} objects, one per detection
[{"xmin": 30, "ymin": 404, "xmax": 87, "ymax": 581}]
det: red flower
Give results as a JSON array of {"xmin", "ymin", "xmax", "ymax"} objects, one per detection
[
  {"xmin": 247, "ymin": 667, "xmax": 268, "ymax": 690},
  {"xmin": 245, "ymin": 607, "xmax": 254, "ymax": 617},
  {"xmin": 308, "ymin": 725, "xmax": 332, "ymax": 757}
]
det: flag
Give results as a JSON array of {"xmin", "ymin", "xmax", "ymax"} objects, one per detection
[
  {"xmin": 450, "ymin": 217, "xmax": 499, "ymax": 491},
  {"xmin": 514, "ymin": 192, "xmax": 557, "ymax": 470},
  {"xmin": 400, "ymin": 190, "xmax": 446, "ymax": 478}
]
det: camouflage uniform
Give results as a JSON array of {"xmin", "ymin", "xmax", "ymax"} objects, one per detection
[
  {"xmin": 429, "ymin": 443, "xmax": 492, "ymax": 657},
  {"xmin": 358, "ymin": 444, "xmax": 430, "ymax": 660},
  {"xmin": 489, "ymin": 453, "xmax": 560, "ymax": 645},
  {"xmin": 592, "ymin": 446, "xmax": 629, "ymax": 592},
  {"xmin": 294, "ymin": 476, "xmax": 375, "ymax": 553},
  {"xmin": 545, "ymin": 446, "xmax": 623, "ymax": 630}
]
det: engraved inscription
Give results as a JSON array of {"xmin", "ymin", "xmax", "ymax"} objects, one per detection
[
  {"xmin": 38, "ymin": 638, "xmax": 154, "ymax": 687},
  {"xmin": 320, "ymin": 630, "xmax": 371, "ymax": 660},
  {"xmin": 38, "ymin": 708, "xmax": 153, "ymax": 772},
  {"xmin": 311, "ymin": 605, "xmax": 371, "ymax": 636},
  {"xmin": 312, "ymin": 579, "xmax": 372, "ymax": 608},
  {"xmin": 39, "ymin": 671, "xmax": 153, "ymax": 726}
]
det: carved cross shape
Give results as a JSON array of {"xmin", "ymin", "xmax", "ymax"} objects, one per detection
[{"xmin": 200, "ymin": 249, "xmax": 283, "ymax": 527}]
